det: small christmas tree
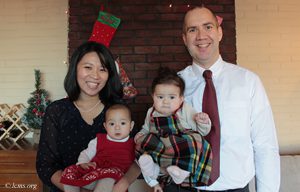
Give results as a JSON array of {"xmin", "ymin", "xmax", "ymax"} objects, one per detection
[{"xmin": 22, "ymin": 69, "xmax": 51, "ymax": 129}]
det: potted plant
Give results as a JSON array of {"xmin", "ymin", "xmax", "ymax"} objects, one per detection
[{"xmin": 22, "ymin": 69, "xmax": 51, "ymax": 144}]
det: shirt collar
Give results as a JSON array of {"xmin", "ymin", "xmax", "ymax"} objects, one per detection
[
  {"xmin": 191, "ymin": 55, "xmax": 223, "ymax": 79},
  {"xmin": 107, "ymin": 134, "xmax": 129, "ymax": 142}
]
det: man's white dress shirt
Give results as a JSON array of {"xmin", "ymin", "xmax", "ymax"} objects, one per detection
[{"xmin": 178, "ymin": 56, "xmax": 280, "ymax": 192}]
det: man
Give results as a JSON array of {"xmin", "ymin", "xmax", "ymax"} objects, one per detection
[{"xmin": 164, "ymin": 6, "xmax": 280, "ymax": 192}]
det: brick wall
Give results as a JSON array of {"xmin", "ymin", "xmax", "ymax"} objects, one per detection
[{"xmin": 69, "ymin": 0, "xmax": 236, "ymax": 127}]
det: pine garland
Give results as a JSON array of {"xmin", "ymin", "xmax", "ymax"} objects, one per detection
[{"xmin": 22, "ymin": 69, "xmax": 51, "ymax": 129}]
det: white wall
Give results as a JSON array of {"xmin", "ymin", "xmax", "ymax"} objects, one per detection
[
  {"xmin": 236, "ymin": 0, "xmax": 300, "ymax": 153},
  {"xmin": 0, "ymin": 0, "xmax": 68, "ymax": 105}
]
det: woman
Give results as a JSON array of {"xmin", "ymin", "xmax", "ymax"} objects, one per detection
[{"xmin": 36, "ymin": 41, "xmax": 140, "ymax": 192}]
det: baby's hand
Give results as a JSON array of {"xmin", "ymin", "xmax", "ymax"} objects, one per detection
[
  {"xmin": 79, "ymin": 162, "xmax": 96, "ymax": 170},
  {"xmin": 154, "ymin": 184, "xmax": 163, "ymax": 192},
  {"xmin": 134, "ymin": 132, "xmax": 144, "ymax": 143},
  {"xmin": 194, "ymin": 112, "xmax": 210, "ymax": 125}
]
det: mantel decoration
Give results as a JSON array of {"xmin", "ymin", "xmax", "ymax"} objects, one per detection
[{"xmin": 22, "ymin": 69, "xmax": 51, "ymax": 144}]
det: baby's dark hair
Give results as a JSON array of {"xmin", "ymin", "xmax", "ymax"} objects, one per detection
[
  {"xmin": 106, "ymin": 103, "xmax": 132, "ymax": 121},
  {"xmin": 151, "ymin": 67, "xmax": 185, "ymax": 96}
]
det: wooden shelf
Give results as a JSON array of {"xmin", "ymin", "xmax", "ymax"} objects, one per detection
[{"xmin": 0, "ymin": 138, "xmax": 43, "ymax": 192}]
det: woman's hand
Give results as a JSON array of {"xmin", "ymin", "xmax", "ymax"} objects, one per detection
[
  {"xmin": 112, "ymin": 162, "xmax": 141, "ymax": 192},
  {"xmin": 112, "ymin": 177, "xmax": 130, "ymax": 192}
]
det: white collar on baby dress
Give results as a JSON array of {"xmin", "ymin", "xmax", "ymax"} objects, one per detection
[{"xmin": 106, "ymin": 134, "xmax": 129, "ymax": 142}]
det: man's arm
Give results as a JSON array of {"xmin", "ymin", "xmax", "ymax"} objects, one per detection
[{"xmin": 251, "ymin": 77, "xmax": 280, "ymax": 192}]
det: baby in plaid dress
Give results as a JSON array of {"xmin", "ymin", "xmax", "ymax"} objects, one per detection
[
  {"xmin": 135, "ymin": 67, "xmax": 213, "ymax": 192},
  {"xmin": 60, "ymin": 104, "xmax": 135, "ymax": 192}
]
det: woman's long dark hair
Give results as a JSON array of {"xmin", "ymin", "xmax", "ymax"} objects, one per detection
[{"xmin": 64, "ymin": 41, "xmax": 123, "ymax": 105}]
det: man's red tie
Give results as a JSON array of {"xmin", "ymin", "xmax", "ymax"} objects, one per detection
[{"xmin": 202, "ymin": 70, "xmax": 220, "ymax": 185}]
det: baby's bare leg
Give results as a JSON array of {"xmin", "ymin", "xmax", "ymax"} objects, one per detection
[
  {"xmin": 93, "ymin": 178, "xmax": 115, "ymax": 192},
  {"xmin": 63, "ymin": 184, "xmax": 80, "ymax": 192}
]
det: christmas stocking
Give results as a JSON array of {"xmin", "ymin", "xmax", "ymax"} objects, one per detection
[
  {"xmin": 115, "ymin": 58, "xmax": 138, "ymax": 99},
  {"xmin": 89, "ymin": 9, "xmax": 137, "ymax": 99},
  {"xmin": 89, "ymin": 11, "xmax": 121, "ymax": 47}
]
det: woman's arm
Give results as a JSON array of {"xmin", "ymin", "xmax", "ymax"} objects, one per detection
[
  {"xmin": 50, "ymin": 170, "xmax": 64, "ymax": 191},
  {"xmin": 36, "ymin": 102, "xmax": 64, "ymax": 190},
  {"xmin": 112, "ymin": 162, "xmax": 141, "ymax": 192}
]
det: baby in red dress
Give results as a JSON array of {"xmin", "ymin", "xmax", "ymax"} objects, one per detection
[{"xmin": 60, "ymin": 104, "xmax": 135, "ymax": 192}]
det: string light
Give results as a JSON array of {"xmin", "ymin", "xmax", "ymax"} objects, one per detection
[
  {"xmin": 168, "ymin": 3, "xmax": 190, "ymax": 8},
  {"xmin": 65, "ymin": 10, "xmax": 68, "ymax": 14},
  {"xmin": 167, "ymin": 1, "xmax": 192, "ymax": 8}
]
